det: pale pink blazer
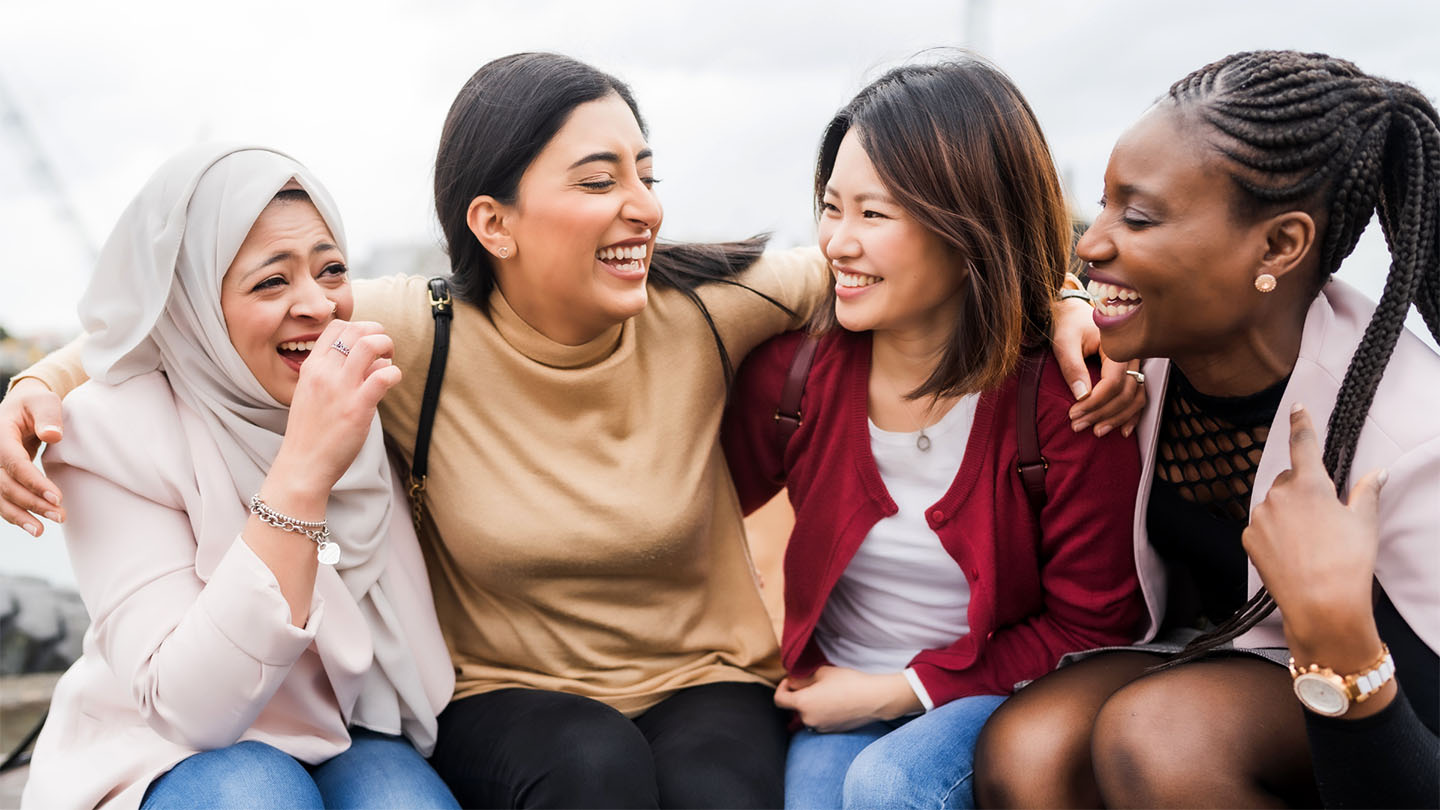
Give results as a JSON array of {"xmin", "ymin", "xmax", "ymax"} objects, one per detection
[
  {"xmin": 21, "ymin": 372, "xmax": 454, "ymax": 809},
  {"xmin": 1128, "ymin": 278, "xmax": 1440, "ymax": 654}
]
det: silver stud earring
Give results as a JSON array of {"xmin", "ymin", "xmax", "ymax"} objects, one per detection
[
  {"xmin": 498, "ymin": 246, "xmax": 510, "ymax": 259},
  {"xmin": 1254, "ymin": 273, "xmax": 1277, "ymax": 293}
]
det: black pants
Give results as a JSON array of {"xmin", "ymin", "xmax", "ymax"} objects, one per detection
[{"xmin": 428, "ymin": 681, "xmax": 787, "ymax": 809}]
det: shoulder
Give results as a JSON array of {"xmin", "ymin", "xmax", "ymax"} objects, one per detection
[
  {"xmin": 1308, "ymin": 280, "xmax": 1440, "ymax": 451},
  {"xmin": 45, "ymin": 372, "xmax": 189, "ymax": 504},
  {"xmin": 687, "ymin": 246, "xmax": 829, "ymax": 322},
  {"xmin": 352, "ymin": 275, "xmax": 439, "ymax": 378},
  {"xmin": 353, "ymin": 275, "xmax": 433, "ymax": 333}
]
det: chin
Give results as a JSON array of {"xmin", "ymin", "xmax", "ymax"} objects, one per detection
[{"xmin": 604, "ymin": 287, "xmax": 650, "ymax": 322}]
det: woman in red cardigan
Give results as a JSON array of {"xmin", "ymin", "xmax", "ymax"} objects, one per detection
[{"xmin": 722, "ymin": 56, "xmax": 1146, "ymax": 810}]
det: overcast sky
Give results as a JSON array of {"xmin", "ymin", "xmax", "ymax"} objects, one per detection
[{"xmin": 3, "ymin": 0, "xmax": 1438, "ymax": 583}]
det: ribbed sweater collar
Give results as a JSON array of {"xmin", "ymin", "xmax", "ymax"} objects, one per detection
[{"xmin": 487, "ymin": 287, "xmax": 626, "ymax": 369}]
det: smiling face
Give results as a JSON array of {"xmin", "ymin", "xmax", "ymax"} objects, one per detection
[
  {"xmin": 818, "ymin": 128, "xmax": 966, "ymax": 339},
  {"xmin": 494, "ymin": 93, "xmax": 662, "ymax": 345},
  {"xmin": 220, "ymin": 194, "xmax": 350, "ymax": 405},
  {"xmin": 1076, "ymin": 104, "xmax": 1275, "ymax": 364}
]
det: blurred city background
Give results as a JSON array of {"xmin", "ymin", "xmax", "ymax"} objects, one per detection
[{"xmin": 2, "ymin": 1, "xmax": 1438, "ymax": 776}]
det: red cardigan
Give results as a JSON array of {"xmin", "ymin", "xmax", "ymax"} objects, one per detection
[{"xmin": 723, "ymin": 330, "xmax": 1146, "ymax": 706}]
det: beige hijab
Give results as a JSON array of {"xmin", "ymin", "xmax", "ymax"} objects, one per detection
[{"xmin": 77, "ymin": 143, "xmax": 436, "ymax": 753}]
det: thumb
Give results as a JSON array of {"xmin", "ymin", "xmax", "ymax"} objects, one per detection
[
  {"xmin": 29, "ymin": 395, "xmax": 64, "ymax": 444},
  {"xmin": 1051, "ymin": 330, "xmax": 1093, "ymax": 401},
  {"xmin": 1345, "ymin": 467, "xmax": 1387, "ymax": 522}
]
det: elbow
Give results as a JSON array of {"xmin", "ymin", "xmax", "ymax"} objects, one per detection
[{"xmin": 135, "ymin": 692, "xmax": 251, "ymax": 751}]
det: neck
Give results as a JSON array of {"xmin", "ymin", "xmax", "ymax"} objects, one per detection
[
  {"xmin": 870, "ymin": 327, "xmax": 950, "ymax": 395},
  {"xmin": 1173, "ymin": 295, "xmax": 1309, "ymax": 398},
  {"xmin": 494, "ymin": 278, "xmax": 616, "ymax": 346}
]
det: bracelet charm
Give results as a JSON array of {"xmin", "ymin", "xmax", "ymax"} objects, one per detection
[{"xmin": 248, "ymin": 494, "xmax": 339, "ymax": 566}]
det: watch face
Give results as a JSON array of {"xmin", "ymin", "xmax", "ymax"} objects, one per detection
[{"xmin": 1294, "ymin": 674, "xmax": 1348, "ymax": 717}]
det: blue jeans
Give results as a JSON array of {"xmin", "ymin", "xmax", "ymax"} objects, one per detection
[
  {"xmin": 785, "ymin": 694, "xmax": 1007, "ymax": 809},
  {"xmin": 140, "ymin": 728, "xmax": 459, "ymax": 809}
]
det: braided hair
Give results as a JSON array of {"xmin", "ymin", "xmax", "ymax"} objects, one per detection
[{"xmin": 1161, "ymin": 51, "xmax": 1440, "ymax": 665}]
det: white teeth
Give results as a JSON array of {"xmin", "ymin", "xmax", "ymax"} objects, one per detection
[
  {"xmin": 597, "ymin": 245, "xmax": 647, "ymax": 261},
  {"xmin": 836, "ymin": 270, "xmax": 881, "ymax": 288},
  {"xmin": 278, "ymin": 340, "xmax": 317, "ymax": 352},
  {"xmin": 611, "ymin": 260, "xmax": 642, "ymax": 273},
  {"xmin": 1085, "ymin": 280, "xmax": 1142, "ymax": 317}
]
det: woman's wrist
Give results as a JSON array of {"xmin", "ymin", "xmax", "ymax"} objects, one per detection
[
  {"xmin": 259, "ymin": 458, "xmax": 331, "ymax": 520},
  {"xmin": 1285, "ymin": 615, "xmax": 1384, "ymax": 673}
]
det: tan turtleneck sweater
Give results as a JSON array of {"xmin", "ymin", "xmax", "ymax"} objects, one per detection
[{"xmin": 365, "ymin": 247, "xmax": 826, "ymax": 713}]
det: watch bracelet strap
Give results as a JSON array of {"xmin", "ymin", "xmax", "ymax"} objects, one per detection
[{"xmin": 1289, "ymin": 643, "xmax": 1395, "ymax": 702}]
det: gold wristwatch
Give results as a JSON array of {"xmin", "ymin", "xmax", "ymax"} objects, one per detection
[{"xmin": 1288, "ymin": 644, "xmax": 1395, "ymax": 717}]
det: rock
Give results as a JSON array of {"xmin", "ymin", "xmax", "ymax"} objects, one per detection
[{"xmin": 0, "ymin": 575, "xmax": 87, "ymax": 676}]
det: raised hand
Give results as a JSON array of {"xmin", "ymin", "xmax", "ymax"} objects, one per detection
[
  {"xmin": 268, "ymin": 320, "xmax": 401, "ymax": 502},
  {"xmin": 0, "ymin": 378, "xmax": 67, "ymax": 536},
  {"xmin": 1244, "ymin": 403, "xmax": 1387, "ymax": 676}
]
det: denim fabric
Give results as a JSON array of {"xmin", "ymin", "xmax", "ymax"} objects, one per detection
[
  {"xmin": 785, "ymin": 694, "xmax": 1007, "ymax": 809},
  {"xmin": 140, "ymin": 729, "xmax": 458, "ymax": 810}
]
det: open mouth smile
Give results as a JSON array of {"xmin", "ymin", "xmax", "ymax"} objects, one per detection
[
  {"xmin": 1086, "ymin": 279, "xmax": 1142, "ymax": 321},
  {"xmin": 596, "ymin": 243, "xmax": 648, "ymax": 278},
  {"xmin": 276, "ymin": 338, "xmax": 318, "ymax": 371}
]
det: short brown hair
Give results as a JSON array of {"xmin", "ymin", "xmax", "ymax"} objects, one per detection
[{"xmin": 811, "ymin": 54, "xmax": 1071, "ymax": 397}]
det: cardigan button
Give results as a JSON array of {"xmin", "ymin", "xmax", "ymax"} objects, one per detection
[{"xmin": 929, "ymin": 509, "xmax": 944, "ymax": 523}]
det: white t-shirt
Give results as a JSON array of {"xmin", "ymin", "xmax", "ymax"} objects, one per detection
[{"xmin": 813, "ymin": 394, "xmax": 977, "ymax": 710}]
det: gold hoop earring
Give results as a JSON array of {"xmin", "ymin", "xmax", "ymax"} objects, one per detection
[
  {"xmin": 1254, "ymin": 273, "xmax": 1277, "ymax": 293},
  {"xmin": 498, "ymin": 246, "xmax": 510, "ymax": 259}
]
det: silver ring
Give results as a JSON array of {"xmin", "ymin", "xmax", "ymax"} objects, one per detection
[
  {"xmin": 1125, "ymin": 369, "xmax": 1145, "ymax": 385},
  {"xmin": 331, "ymin": 339, "xmax": 351, "ymax": 357}
]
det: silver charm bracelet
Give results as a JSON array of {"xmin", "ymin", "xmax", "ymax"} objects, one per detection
[{"xmin": 249, "ymin": 494, "xmax": 340, "ymax": 565}]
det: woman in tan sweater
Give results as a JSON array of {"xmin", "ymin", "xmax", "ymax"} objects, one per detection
[{"xmin": 2, "ymin": 53, "xmax": 1137, "ymax": 809}]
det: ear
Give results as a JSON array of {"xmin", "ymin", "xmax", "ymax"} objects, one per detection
[
  {"xmin": 465, "ymin": 195, "xmax": 512, "ymax": 259},
  {"xmin": 1259, "ymin": 210, "xmax": 1316, "ymax": 282}
]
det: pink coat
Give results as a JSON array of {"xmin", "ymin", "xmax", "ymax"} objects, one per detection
[
  {"xmin": 1129, "ymin": 279, "xmax": 1440, "ymax": 653},
  {"xmin": 21, "ymin": 372, "xmax": 454, "ymax": 809}
]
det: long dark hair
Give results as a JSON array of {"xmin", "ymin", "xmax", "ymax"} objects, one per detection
[
  {"xmin": 433, "ymin": 52, "xmax": 785, "ymax": 381},
  {"xmin": 809, "ymin": 54, "xmax": 1072, "ymax": 397},
  {"xmin": 1161, "ymin": 50, "xmax": 1440, "ymax": 665}
]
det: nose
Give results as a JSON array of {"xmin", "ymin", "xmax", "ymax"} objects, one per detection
[
  {"xmin": 290, "ymin": 275, "xmax": 336, "ymax": 321},
  {"xmin": 820, "ymin": 215, "xmax": 860, "ymax": 262},
  {"xmin": 1074, "ymin": 217, "xmax": 1112, "ymax": 266},
  {"xmin": 622, "ymin": 176, "xmax": 662, "ymax": 230}
]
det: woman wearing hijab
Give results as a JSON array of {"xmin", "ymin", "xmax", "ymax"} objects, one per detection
[{"xmin": 19, "ymin": 145, "xmax": 456, "ymax": 810}]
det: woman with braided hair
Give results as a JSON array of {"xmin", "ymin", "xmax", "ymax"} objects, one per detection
[{"xmin": 973, "ymin": 50, "xmax": 1439, "ymax": 809}]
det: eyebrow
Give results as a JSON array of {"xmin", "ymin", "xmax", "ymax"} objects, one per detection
[
  {"xmin": 824, "ymin": 184, "xmax": 897, "ymax": 205},
  {"xmin": 246, "ymin": 241, "xmax": 340, "ymax": 278},
  {"xmin": 568, "ymin": 148, "xmax": 654, "ymax": 170}
]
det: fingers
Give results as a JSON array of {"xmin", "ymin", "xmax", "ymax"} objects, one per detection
[
  {"xmin": 1286, "ymin": 403, "xmax": 1325, "ymax": 475},
  {"xmin": 1346, "ymin": 467, "xmax": 1387, "ymax": 521},
  {"xmin": 1071, "ymin": 363, "xmax": 1144, "ymax": 437},
  {"xmin": 358, "ymin": 364, "xmax": 402, "ymax": 407},
  {"xmin": 773, "ymin": 686, "xmax": 798, "ymax": 711},
  {"xmin": 25, "ymin": 390, "xmax": 64, "ymax": 446},
  {"xmin": 1050, "ymin": 300, "xmax": 1101, "ymax": 401}
]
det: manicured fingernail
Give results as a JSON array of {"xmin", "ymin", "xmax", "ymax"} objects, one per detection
[
  {"xmin": 1072, "ymin": 420, "xmax": 1090, "ymax": 433},
  {"xmin": 43, "ymin": 491, "xmax": 59, "ymax": 506},
  {"xmin": 1122, "ymin": 425, "xmax": 1134, "ymax": 438},
  {"xmin": 1290, "ymin": 402, "xmax": 1304, "ymax": 414},
  {"xmin": 1377, "ymin": 469, "xmax": 1389, "ymax": 488},
  {"xmin": 44, "ymin": 511, "xmax": 60, "ymax": 522},
  {"xmin": 1095, "ymin": 424, "xmax": 1113, "ymax": 438},
  {"xmin": 41, "ymin": 425, "xmax": 61, "ymax": 437},
  {"xmin": 1071, "ymin": 382, "xmax": 1090, "ymax": 400},
  {"xmin": 25, "ymin": 524, "xmax": 40, "ymax": 537}
]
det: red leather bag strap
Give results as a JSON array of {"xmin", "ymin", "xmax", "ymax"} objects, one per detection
[{"xmin": 774, "ymin": 333, "xmax": 822, "ymax": 452}]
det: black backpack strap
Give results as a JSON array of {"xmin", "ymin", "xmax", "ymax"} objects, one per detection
[
  {"xmin": 774, "ymin": 333, "xmax": 821, "ymax": 453},
  {"xmin": 409, "ymin": 277, "xmax": 453, "ymax": 531},
  {"xmin": 1015, "ymin": 350, "xmax": 1049, "ymax": 518}
]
